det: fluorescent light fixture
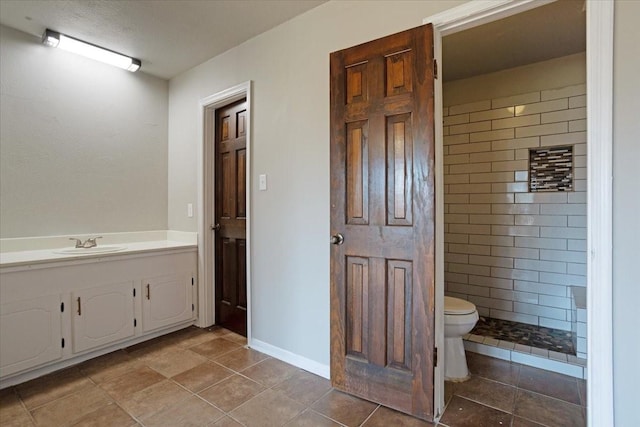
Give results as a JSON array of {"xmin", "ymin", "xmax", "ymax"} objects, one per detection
[{"xmin": 42, "ymin": 29, "xmax": 141, "ymax": 72}]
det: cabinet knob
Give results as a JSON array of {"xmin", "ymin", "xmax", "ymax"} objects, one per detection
[{"xmin": 77, "ymin": 297, "xmax": 82, "ymax": 316}]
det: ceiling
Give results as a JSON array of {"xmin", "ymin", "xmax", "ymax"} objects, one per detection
[
  {"xmin": 0, "ymin": 0, "xmax": 327, "ymax": 79},
  {"xmin": 0, "ymin": 0, "xmax": 585, "ymax": 81},
  {"xmin": 443, "ymin": 0, "xmax": 586, "ymax": 82}
]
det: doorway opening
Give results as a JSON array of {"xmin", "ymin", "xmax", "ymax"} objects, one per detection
[
  {"xmin": 441, "ymin": 0, "xmax": 587, "ymax": 366},
  {"xmin": 427, "ymin": 0, "xmax": 614, "ymax": 424},
  {"xmin": 212, "ymin": 98, "xmax": 248, "ymax": 336},
  {"xmin": 197, "ymin": 82, "xmax": 253, "ymax": 343}
]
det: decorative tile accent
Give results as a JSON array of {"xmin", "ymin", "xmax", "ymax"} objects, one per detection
[
  {"xmin": 471, "ymin": 316, "xmax": 575, "ymax": 354},
  {"xmin": 529, "ymin": 146, "xmax": 573, "ymax": 192}
]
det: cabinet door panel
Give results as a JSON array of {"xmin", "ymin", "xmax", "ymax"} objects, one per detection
[
  {"xmin": 72, "ymin": 282, "xmax": 135, "ymax": 353},
  {"xmin": 0, "ymin": 295, "xmax": 62, "ymax": 376},
  {"xmin": 142, "ymin": 274, "xmax": 193, "ymax": 332}
]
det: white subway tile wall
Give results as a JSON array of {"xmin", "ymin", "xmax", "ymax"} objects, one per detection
[{"xmin": 444, "ymin": 84, "xmax": 587, "ymax": 342}]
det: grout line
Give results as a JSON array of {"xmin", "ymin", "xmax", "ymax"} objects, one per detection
[
  {"xmin": 357, "ymin": 404, "xmax": 381, "ymax": 427},
  {"xmin": 306, "ymin": 408, "xmax": 349, "ymax": 426}
]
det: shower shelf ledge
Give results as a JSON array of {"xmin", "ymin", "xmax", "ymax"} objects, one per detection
[{"xmin": 463, "ymin": 333, "xmax": 587, "ymax": 379}]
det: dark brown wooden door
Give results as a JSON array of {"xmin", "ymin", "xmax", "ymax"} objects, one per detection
[
  {"xmin": 330, "ymin": 24, "xmax": 436, "ymax": 421},
  {"xmin": 215, "ymin": 98, "xmax": 247, "ymax": 336}
]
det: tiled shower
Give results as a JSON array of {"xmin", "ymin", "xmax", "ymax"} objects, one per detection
[{"xmin": 443, "ymin": 80, "xmax": 588, "ymax": 373}]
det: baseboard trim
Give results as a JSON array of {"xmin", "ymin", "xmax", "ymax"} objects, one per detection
[{"xmin": 249, "ymin": 339, "xmax": 330, "ymax": 380}]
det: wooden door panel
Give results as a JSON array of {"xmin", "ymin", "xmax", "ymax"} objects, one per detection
[
  {"xmin": 220, "ymin": 238, "xmax": 237, "ymax": 307},
  {"xmin": 346, "ymin": 122, "xmax": 369, "ymax": 225},
  {"xmin": 346, "ymin": 256, "xmax": 369, "ymax": 359},
  {"xmin": 215, "ymin": 98, "xmax": 248, "ymax": 336},
  {"xmin": 387, "ymin": 260, "xmax": 412, "ymax": 371},
  {"xmin": 386, "ymin": 51, "xmax": 413, "ymax": 97},
  {"xmin": 237, "ymin": 149, "xmax": 246, "ymax": 217},
  {"xmin": 221, "ymin": 153, "xmax": 234, "ymax": 218},
  {"xmin": 330, "ymin": 24, "xmax": 435, "ymax": 421},
  {"xmin": 386, "ymin": 114, "xmax": 413, "ymax": 226},
  {"xmin": 346, "ymin": 63, "xmax": 368, "ymax": 104},
  {"xmin": 237, "ymin": 110, "xmax": 246, "ymax": 137}
]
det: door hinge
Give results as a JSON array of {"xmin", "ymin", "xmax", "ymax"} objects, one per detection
[
  {"xmin": 434, "ymin": 347, "xmax": 438, "ymax": 367},
  {"xmin": 134, "ymin": 318, "xmax": 137, "ymax": 327},
  {"xmin": 61, "ymin": 338, "xmax": 65, "ymax": 348},
  {"xmin": 60, "ymin": 302, "xmax": 64, "ymax": 312},
  {"xmin": 133, "ymin": 288, "xmax": 136, "ymax": 297},
  {"xmin": 433, "ymin": 58, "xmax": 438, "ymax": 80}
]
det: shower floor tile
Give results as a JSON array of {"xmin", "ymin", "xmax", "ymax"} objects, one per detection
[{"xmin": 471, "ymin": 317, "xmax": 575, "ymax": 355}]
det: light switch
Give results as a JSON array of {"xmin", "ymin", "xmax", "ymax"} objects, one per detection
[
  {"xmin": 187, "ymin": 203, "xmax": 193, "ymax": 217},
  {"xmin": 259, "ymin": 174, "xmax": 267, "ymax": 191}
]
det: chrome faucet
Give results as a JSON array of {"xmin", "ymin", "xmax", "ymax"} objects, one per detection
[{"xmin": 69, "ymin": 236, "xmax": 102, "ymax": 248}]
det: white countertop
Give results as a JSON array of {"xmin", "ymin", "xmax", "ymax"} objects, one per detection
[{"xmin": 0, "ymin": 240, "xmax": 197, "ymax": 268}]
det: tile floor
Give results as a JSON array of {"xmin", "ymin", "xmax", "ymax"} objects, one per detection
[{"xmin": 0, "ymin": 326, "xmax": 587, "ymax": 427}]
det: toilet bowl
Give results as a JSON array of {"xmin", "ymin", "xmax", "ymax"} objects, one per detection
[{"xmin": 444, "ymin": 296, "xmax": 479, "ymax": 381}]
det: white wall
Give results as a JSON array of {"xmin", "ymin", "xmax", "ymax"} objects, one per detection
[
  {"xmin": 613, "ymin": 1, "xmax": 640, "ymax": 425},
  {"xmin": 0, "ymin": 25, "xmax": 168, "ymax": 238},
  {"xmin": 167, "ymin": 0, "xmax": 465, "ymax": 366}
]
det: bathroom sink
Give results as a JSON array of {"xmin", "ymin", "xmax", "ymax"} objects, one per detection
[{"xmin": 53, "ymin": 245, "xmax": 127, "ymax": 255}]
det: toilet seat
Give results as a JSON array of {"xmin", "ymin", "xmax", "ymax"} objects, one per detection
[{"xmin": 444, "ymin": 296, "xmax": 476, "ymax": 315}]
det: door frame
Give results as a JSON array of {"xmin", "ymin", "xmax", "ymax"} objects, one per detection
[
  {"xmin": 424, "ymin": 0, "xmax": 614, "ymax": 424},
  {"xmin": 196, "ymin": 81, "xmax": 253, "ymax": 345}
]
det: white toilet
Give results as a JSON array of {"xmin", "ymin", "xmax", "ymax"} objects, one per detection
[{"xmin": 444, "ymin": 296, "xmax": 479, "ymax": 381}]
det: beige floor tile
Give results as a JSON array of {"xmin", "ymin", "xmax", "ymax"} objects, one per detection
[
  {"xmin": 440, "ymin": 395, "xmax": 512, "ymax": 427},
  {"xmin": 517, "ymin": 365, "xmax": 581, "ymax": 405},
  {"xmin": 69, "ymin": 402, "xmax": 137, "ymax": 427},
  {"xmin": 171, "ymin": 361, "xmax": 234, "ymax": 393},
  {"xmin": 143, "ymin": 395, "xmax": 224, "ymax": 427},
  {"xmin": 99, "ymin": 365, "xmax": 165, "ymax": 401},
  {"xmin": 191, "ymin": 338, "xmax": 242, "ymax": 359},
  {"xmin": 272, "ymin": 370, "xmax": 332, "ymax": 406},
  {"xmin": 141, "ymin": 346, "xmax": 209, "ymax": 377},
  {"xmin": 311, "ymin": 390, "xmax": 378, "ymax": 427},
  {"xmin": 512, "ymin": 416, "xmax": 546, "ymax": 426},
  {"xmin": 240, "ymin": 358, "xmax": 299, "ymax": 388},
  {"xmin": 125, "ymin": 335, "xmax": 177, "ymax": 360},
  {"xmin": 362, "ymin": 406, "xmax": 434, "ymax": 426},
  {"xmin": 198, "ymin": 374, "xmax": 265, "ymax": 412},
  {"xmin": 453, "ymin": 375, "xmax": 517, "ymax": 413},
  {"xmin": 284, "ymin": 409, "xmax": 342, "ymax": 427},
  {"xmin": 0, "ymin": 388, "xmax": 35, "ymax": 427},
  {"xmin": 221, "ymin": 331, "xmax": 248, "ymax": 346},
  {"xmin": 513, "ymin": 389, "xmax": 585, "ymax": 427},
  {"xmin": 578, "ymin": 379, "xmax": 587, "ymax": 407},
  {"xmin": 214, "ymin": 347, "xmax": 269, "ymax": 372},
  {"xmin": 16, "ymin": 367, "xmax": 94, "ymax": 410},
  {"xmin": 78, "ymin": 350, "xmax": 142, "ymax": 384},
  {"xmin": 170, "ymin": 327, "xmax": 224, "ymax": 349},
  {"xmin": 444, "ymin": 381, "xmax": 454, "ymax": 406},
  {"xmin": 466, "ymin": 352, "xmax": 521, "ymax": 386},
  {"xmin": 119, "ymin": 379, "xmax": 191, "ymax": 420},
  {"xmin": 230, "ymin": 389, "xmax": 305, "ymax": 427},
  {"xmin": 213, "ymin": 416, "xmax": 244, "ymax": 426},
  {"xmin": 31, "ymin": 386, "xmax": 112, "ymax": 427}
]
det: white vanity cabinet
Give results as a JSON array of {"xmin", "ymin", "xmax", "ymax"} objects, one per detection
[
  {"xmin": 71, "ymin": 281, "xmax": 135, "ymax": 353},
  {"xmin": 0, "ymin": 294, "xmax": 63, "ymax": 377},
  {"xmin": 0, "ymin": 245, "xmax": 197, "ymax": 386},
  {"xmin": 142, "ymin": 274, "xmax": 194, "ymax": 332}
]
